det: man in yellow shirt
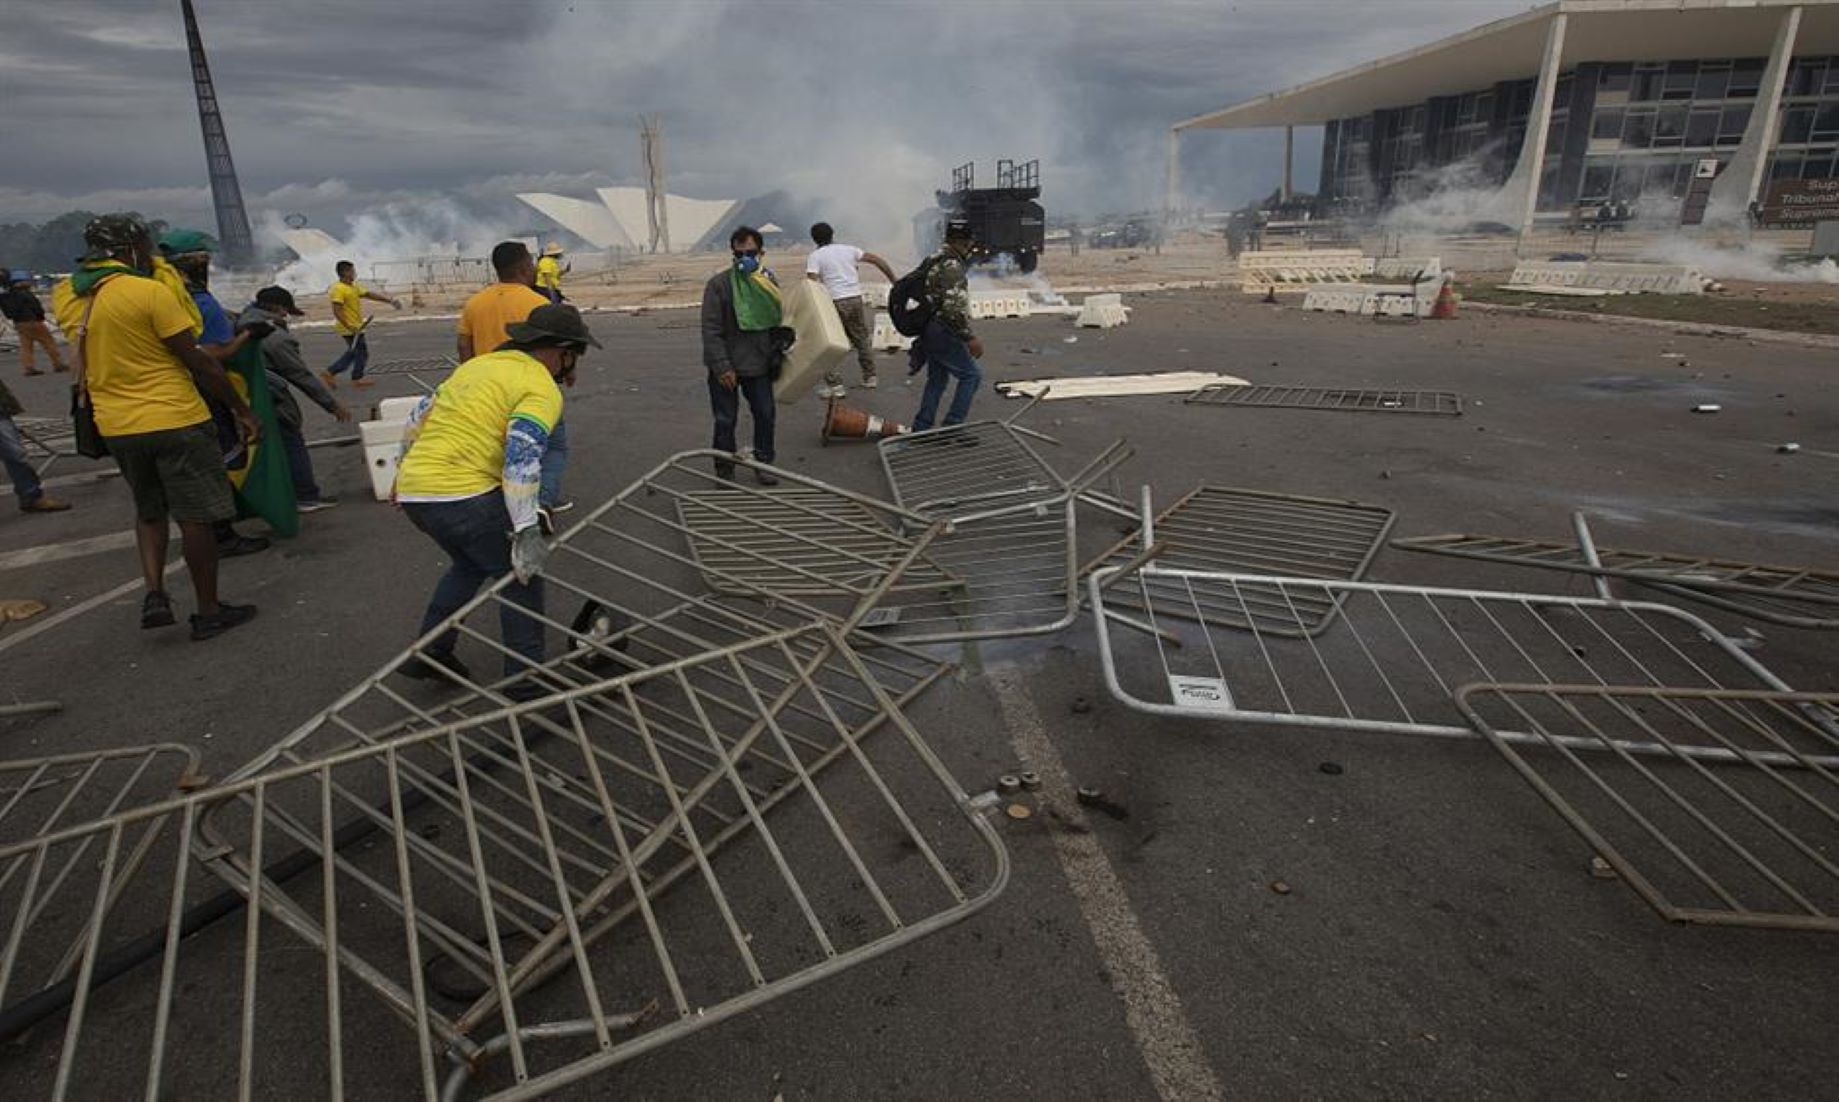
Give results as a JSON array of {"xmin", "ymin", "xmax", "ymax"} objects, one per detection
[
  {"xmin": 535, "ymin": 242, "xmax": 568, "ymax": 304},
  {"xmin": 56, "ymin": 214, "xmax": 260, "ymax": 640},
  {"xmin": 322, "ymin": 259, "xmax": 400, "ymax": 389},
  {"xmin": 394, "ymin": 303, "xmax": 599, "ymax": 700},
  {"xmin": 458, "ymin": 241, "xmax": 575, "ymax": 514}
]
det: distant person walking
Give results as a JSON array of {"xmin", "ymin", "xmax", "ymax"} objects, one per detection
[
  {"xmin": 700, "ymin": 226, "xmax": 782, "ymax": 485},
  {"xmin": 239, "ymin": 286, "xmax": 352, "ymax": 513},
  {"xmin": 804, "ymin": 222, "xmax": 896, "ymax": 395},
  {"xmin": 535, "ymin": 243, "xmax": 569, "ymax": 304},
  {"xmin": 393, "ymin": 303, "xmax": 598, "ymax": 700},
  {"xmin": 0, "ymin": 377, "xmax": 70, "ymax": 514},
  {"xmin": 323, "ymin": 260, "xmax": 400, "ymax": 389},
  {"xmin": 53, "ymin": 215, "xmax": 258, "ymax": 640},
  {"xmin": 909, "ymin": 222, "xmax": 984, "ymax": 433},
  {"xmin": 1, "ymin": 271, "xmax": 67, "ymax": 376},
  {"xmin": 459, "ymin": 241, "xmax": 572, "ymax": 514}
]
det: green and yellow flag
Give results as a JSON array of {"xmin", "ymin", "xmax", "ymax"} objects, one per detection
[{"xmin": 223, "ymin": 339, "xmax": 298, "ymax": 538}]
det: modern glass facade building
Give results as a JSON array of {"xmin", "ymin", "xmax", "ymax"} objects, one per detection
[{"xmin": 1171, "ymin": 1, "xmax": 1839, "ymax": 229}]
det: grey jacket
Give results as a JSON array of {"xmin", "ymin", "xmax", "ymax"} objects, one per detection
[
  {"xmin": 700, "ymin": 269, "xmax": 780, "ymax": 380},
  {"xmin": 238, "ymin": 304, "xmax": 340, "ymax": 430}
]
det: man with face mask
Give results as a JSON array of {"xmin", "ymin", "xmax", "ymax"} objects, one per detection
[
  {"xmin": 51, "ymin": 214, "xmax": 259, "ymax": 640},
  {"xmin": 392, "ymin": 303, "xmax": 598, "ymax": 700},
  {"xmin": 699, "ymin": 226, "xmax": 781, "ymax": 485}
]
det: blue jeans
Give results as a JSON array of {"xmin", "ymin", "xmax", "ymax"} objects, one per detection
[
  {"xmin": 402, "ymin": 493, "xmax": 545, "ymax": 677},
  {"xmin": 539, "ymin": 418, "xmax": 567, "ymax": 507},
  {"xmin": 911, "ymin": 322, "xmax": 982, "ymax": 432},
  {"xmin": 328, "ymin": 333, "xmax": 369, "ymax": 379},
  {"xmin": 277, "ymin": 418, "xmax": 320, "ymax": 503},
  {"xmin": 708, "ymin": 375, "xmax": 775, "ymax": 464},
  {"xmin": 0, "ymin": 417, "xmax": 45, "ymax": 505}
]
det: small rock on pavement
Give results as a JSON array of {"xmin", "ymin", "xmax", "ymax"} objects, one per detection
[
  {"xmin": 1071, "ymin": 695, "xmax": 1092, "ymax": 714},
  {"xmin": 1318, "ymin": 761, "xmax": 1344, "ymax": 775},
  {"xmin": 1777, "ymin": 442, "xmax": 1800, "ymax": 454},
  {"xmin": 1590, "ymin": 856, "xmax": 1619, "ymax": 880},
  {"xmin": 1006, "ymin": 803, "xmax": 1033, "ymax": 821},
  {"xmin": 1269, "ymin": 880, "xmax": 1293, "ymax": 895}
]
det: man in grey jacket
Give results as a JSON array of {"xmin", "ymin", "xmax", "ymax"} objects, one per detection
[
  {"xmin": 238, "ymin": 286, "xmax": 353, "ymax": 511},
  {"xmin": 699, "ymin": 225, "xmax": 781, "ymax": 485}
]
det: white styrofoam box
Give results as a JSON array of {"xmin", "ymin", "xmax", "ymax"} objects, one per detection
[
  {"xmin": 375, "ymin": 395, "xmax": 424, "ymax": 422},
  {"xmin": 773, "ymin": 278, "xmax": 851, "ymax": 405},
  {"xmin": 1076, "ymin": 293, "xmax": 1131, "ymax": 329},
  {"xmin": 871, "ymin": 312, "xmax": 913, "ymax": 351},
  {"xmin": 360, "ymin": 418, "xmax": 407, "ymax": 501},
  {"xmin": 1506, "ymin": 260, "xmax": 1705, "ymax": 295}
]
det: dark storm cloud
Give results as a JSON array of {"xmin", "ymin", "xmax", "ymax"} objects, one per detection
[{"xmin": 2, "ymin": 0, "xmax": 1529, "ymax": 235}]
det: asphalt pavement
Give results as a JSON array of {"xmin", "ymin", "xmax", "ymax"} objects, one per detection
[{"xmin": 1, "ymin": 288, "xmax": 1835, "ymax": 1099}]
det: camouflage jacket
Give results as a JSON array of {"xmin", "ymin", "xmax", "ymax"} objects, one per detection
[{"xmin": 924, "ymin": 252, "xmax": 972, "ymax": 341}]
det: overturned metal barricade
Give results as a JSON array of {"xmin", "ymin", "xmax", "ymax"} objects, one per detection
[
  {"xmin": 1185, "ymin": 384, "xmax": 1463, "ymax": 417},
  {"xmin": 11, "ymin": 416, "xmax": 80, "ymax": 478},
  {"xmin": 1392, "ymin": 529, "xmax": 1839, "ymax": 630},
  {"xmin": 872, "ymin": 401, "xmax": 1134, "ymax": 642},
  {"xmin": 1082, "ymin": 486, "xmax": 1395, "ymax": 637},
  {"xmin": 1088, "ymin": 560, "xmax": 1830, "ymax": 761},
  {"xmin": 1457, "ymin": 685, "xmax": 1839, "ymax": 931},
  {"xmin": 0, "ymin": 624, "xmax": 1007, "ymax": 1099}
]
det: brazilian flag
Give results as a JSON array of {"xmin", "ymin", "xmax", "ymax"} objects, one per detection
[{"xmin": 222, "ymin": 339, "xmax": 299, "ymax": 538}]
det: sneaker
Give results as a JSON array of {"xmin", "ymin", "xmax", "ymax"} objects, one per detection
[
  {"xmin": 754, "ymin": 468, "xmax": 780, "ymax": 487},
  {"xmin": 353, "ymin": 378, "xmax": 376, "ymax": 389},
  {"xmin": 141, "ymin": 590, "xmax": 176, "ymax": 630},
  {"xmin": 861, "ymin": 375, "xmax": 879, "ymax": 389},
  {"xmin": 296, "ymin": 496, "xmax": 339, "ymax": 513},
  {"xmin": 189, "ymin": 602, "xmax": 257, "ymax": 641},
  {"xmin": 216, "ymin": 534, "xmax": 271, "ymax": 558},
  {"xmin": 20, "ymin": 495, "xmax": 71, "ymax": 513},
  {"xmin": 320, "ymin": 371, "xmax": 338, "ymax": 389},
  {"xmin": 399, "ymin": 650, "xmax": 472, "ymax": 682}
]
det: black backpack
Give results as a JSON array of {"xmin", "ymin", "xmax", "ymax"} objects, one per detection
[{"xmin": 887, "ymin": 256, "xmax": 939, "ymax": 337}]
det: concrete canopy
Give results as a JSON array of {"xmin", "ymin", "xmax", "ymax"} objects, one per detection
[{"xmin": 1176, "ymin": 0, "xmax": 1839, "ymax": 132}]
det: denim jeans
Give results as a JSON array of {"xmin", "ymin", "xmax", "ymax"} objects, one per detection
[
  {"xmin": 277, "ymin": 418, "xmax": 321, "ymax": 503},
  {"xmin": 0, "ymin": 417, "xmax": 45, "ymax": 505},
  {"xmin": 708, "ymin": 375, "xmax": 775, "ymax": 464},
  {"xmin": 402, "ymin": 493, "xmax": 545, "ymax": 677},
  {"xmin": 539, "ymin": 418, "xmax": 568, "ymax": 507},
  {"xmin": 328, "ymin": 333, "xmax": 369, "ymax": 379},
  {"xmin": 910, "ymin": 321, "xmax": 982, "ymax": 432}
]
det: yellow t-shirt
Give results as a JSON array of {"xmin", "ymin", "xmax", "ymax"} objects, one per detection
[
  {"xmin": 458, "ymin": 282, "xmax": 549, "ymax": 353},
  {"xmin": 329, "ymin": 280, "xmax": 366, "ymax": 335},
  {"xmin": 67, "ymin": 274, "xmax": 210, "ymax": 437},
  {"xmin": 396, "ymin": 349, "xmax": 563, "ymax": 499},
  {"xmin": 535, "ymin": 256, "xmax": 562, "ymax": 290}
]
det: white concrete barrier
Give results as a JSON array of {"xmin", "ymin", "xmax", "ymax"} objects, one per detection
[
  {"xmin": 861, "ymin": 283, "xmax": 890, "ymax": 309},
  {"xmin": 1076, "ymin": 293, "xmax": 1131, "ymax": 328},
  {"xmin": 1505, "ymin": 260, "xmax": 1706, "ymax": 295},
  {"xmin": 1239, "ymin": 249, "xmax": 1374, "ymax": 293},
  {"xmin": 1301, "ymin": 283, "xmax": 1432, "ymax": 318},
  {"xmin": 871, "ymin": 312, "xmax": 913, "ymax": 350},
  {"xmin": 1373, "ymin": 256, "xmax": 1442, "ymax": 282}
]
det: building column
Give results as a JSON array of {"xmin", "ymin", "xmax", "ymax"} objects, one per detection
[
  {"xmin": 1499, "ymin": 11, "xmax": 1567, "ymax": 236},
  {"xmin": 1706, "ymin": 5, "xmax": 1802, "ymax": 225},
  {"xmin": 1282, "ymin": 126, "xmax": 1295, "ymax": 200},
  {"xmin": 1167, "ymin": 128, "xmax": 1182, "ymax": 212}
]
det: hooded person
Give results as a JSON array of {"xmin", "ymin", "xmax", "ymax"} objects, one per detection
[
  {"xmin": 391, "ymin": 303, "xmax": 599, "ymax": 700},
  {"xmin": 48, "ymin": 214, "xmax": 260, "ymax": 640},
  {"xmin": 237, "ymin": 286, "xmax": 353, "ymax": 513}
]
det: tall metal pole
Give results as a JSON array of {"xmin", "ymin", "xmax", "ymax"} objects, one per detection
[
  {"xmin": 180, "ymin": 0, "xmax": 254, "ymax": 266},
  {"xmin": 640, "ymin": 115, "xmax": 671, "ymax": 254}
]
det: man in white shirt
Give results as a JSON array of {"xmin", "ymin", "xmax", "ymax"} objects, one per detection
[{"xmin": 804, "ymin": 222, "xmax": 896, "ymax": 395}]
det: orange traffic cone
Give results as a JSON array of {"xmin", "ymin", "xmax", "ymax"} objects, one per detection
[
  {"xmin": 1429, "ymin": 278, "xmax": 1459, "ymax": 319},
  {"xmin": 821, "ymin": 399, "xmax": 907, "ymax": 446}
]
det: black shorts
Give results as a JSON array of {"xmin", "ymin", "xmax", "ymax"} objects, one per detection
[{"xmin": 105, "ymin": 421, "xmax": 237, "ymax": 524}]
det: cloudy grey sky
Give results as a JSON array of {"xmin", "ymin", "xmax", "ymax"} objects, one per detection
[{"xmin": 1, "ymin": 0, "xmax": 1532, "ymax": 246}]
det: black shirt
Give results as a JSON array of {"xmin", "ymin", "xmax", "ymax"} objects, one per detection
[{"xmin": 0, "ymin": 287, "xmax": 47, "ymax": 323}]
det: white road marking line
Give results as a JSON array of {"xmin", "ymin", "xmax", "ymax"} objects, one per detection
[
  {"xmin": 0, "ymin": 562, "xmax": 185, "ymax": 656},
  {"xmin": 989, "ymin": 670, "xmax": 1224, "ymax": 1102},
  {"xmin": 0, "ymin": 529, "xmax": 139, "ymax": 573}
]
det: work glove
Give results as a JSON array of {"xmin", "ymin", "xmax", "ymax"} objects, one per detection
[{"xmin": 510, "ymin": 526, "xmax": 550, "ymax": 585}]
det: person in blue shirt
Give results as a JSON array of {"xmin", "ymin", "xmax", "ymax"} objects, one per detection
[{"xmin": 158, "ymin": 229, "xmax": 269, "ymax": 557}]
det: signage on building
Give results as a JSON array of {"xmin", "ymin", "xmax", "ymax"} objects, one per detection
[{"xmin": 1760, "ymin": 178, "xmax": 1839, "ymax": 226}]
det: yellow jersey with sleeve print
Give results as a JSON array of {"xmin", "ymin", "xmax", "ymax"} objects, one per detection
[
  {"xmin": 395, "ymin": 349, "xmax": 563, "ymax": 500},
  {"xmin": 329, "ymin": 280, "xmax": 366, "ymax": 336}
]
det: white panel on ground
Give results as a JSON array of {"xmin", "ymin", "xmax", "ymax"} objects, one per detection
[
  {"xmin": 517, "ymin": 192, "xmax": 635, "ymax": 250},
  {"xmin": 996, "ymin": 371, "xmax": 1248, "ymax": 400}
]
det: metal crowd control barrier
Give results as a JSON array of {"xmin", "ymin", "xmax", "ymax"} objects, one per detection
[
  {"xmin": 0, "ymin": 624, "xmax": 1006, "ymax": 1099},
  {"xmin": 1392, "ymin": 529, "xmax": 1839, "ymax": 631},
  {"xmin": 11, "ymin": 416, "xmax": 81, "ymax": 477},
  {"xmin": 873, "ymin": 399, "xmax": 1133, "ymax": 642},
  {"xmin": 1185, "ymin": 384, "xmax": 1464, "ymax": 417},
  {"xmin": 1457, "ymin": 685, "xmax": 1839, "ymax": 932}
]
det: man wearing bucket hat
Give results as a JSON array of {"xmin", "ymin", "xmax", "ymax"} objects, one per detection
[
  {"xmin": 51, "ymin": 214, "xmax": 259, "ymax": 640},
  {"xmin": 534, "ymin": 242, "xmax": 569, "ymax": 304},
  {"xmin": 393, "ymin": 303, "xmax": 598, "ymax": 699}
]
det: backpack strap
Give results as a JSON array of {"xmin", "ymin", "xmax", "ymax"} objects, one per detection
[{"xmin": 71, "ymin": 286, "xmax": 103, "ymax": 404}]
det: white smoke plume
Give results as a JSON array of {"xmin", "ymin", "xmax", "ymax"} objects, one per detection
[
  {"xmin": 1640, "ymin": 236, "xmax": 1839, "ymax": 284},
  {"xmin": 260, "ymin": 200, "xmax": 526, "ymax": 294}
]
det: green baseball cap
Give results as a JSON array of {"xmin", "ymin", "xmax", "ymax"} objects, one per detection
[{"xmin": 156, "ymin": 228, "xmax": 218, "ymax": 256}]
